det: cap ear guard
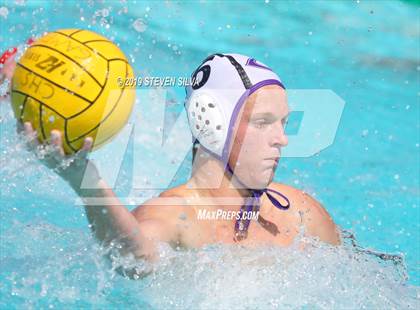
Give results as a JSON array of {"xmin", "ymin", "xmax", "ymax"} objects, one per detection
[
  {"xmin": 185, "ymin": 53, "xmax": 252, "ymax": 159},
  {"xmin": 186, "ymin": 91, "xmax": 227, "ymax": 158}
]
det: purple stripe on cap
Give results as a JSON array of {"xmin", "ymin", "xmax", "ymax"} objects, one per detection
[
  {"xmin": 246, "ymin": 58, "xmax": 273, "ymax": 71},
  {"xmin": 221, "ymin": 79, "xmax": 286, "ymax": 165}
]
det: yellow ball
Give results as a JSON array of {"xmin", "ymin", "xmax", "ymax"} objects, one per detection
[{"xmin": 11, "ymin": 29, "xmax": 135, "ymax": 154}]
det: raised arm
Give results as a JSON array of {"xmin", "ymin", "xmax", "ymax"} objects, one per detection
[{"xmin": 22, "ymin": 122, "xmax": 178, "ymax": 261}]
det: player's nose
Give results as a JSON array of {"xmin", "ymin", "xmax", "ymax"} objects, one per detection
[{"xmin": 269, "ymin": 122, "xmax": 288, "ymax": 148}]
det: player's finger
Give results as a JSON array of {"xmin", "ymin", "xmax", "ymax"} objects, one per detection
[
  {"xmin": 82, "ymin": 137, "xmax": 93, "ymax": 152},
  {"xmin": 23, "ymin": 122, "xmax": 39, "ymax": 146},
  {"xmin": 76, "ymin": 137, "xmax": 93, "ymax": 160},
  {"xmin": 23, "ymin": 122, "xmax": 33, "ymax": 135},
  {"xmin": 50, "ymin": 130, "xmax": 65, "ymax": 157}
]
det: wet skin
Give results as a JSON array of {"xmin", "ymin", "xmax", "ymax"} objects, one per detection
[{"xmin": 3, "ymin": 51, "xmax": 340, "ymax": 262}]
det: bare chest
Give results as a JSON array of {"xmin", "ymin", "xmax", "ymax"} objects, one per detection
[{"xmin": 180, "ymin": 199, "xmax": 303, "ymax": 248}]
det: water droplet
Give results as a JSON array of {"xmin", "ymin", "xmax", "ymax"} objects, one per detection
[
  {"xmin": 133, "ymin": 18, "xmax": 147, "ymax": 32},
  {"xmin": 0, "ymin": 6, "xmax": 9, "ymax": 19},
  {"xmin": 101, "ymin": 8, "xmax": 109, "ymax": 17}
]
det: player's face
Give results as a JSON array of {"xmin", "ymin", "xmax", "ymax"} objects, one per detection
[{"xmin": 229, "ymin": 85, "xmax": 289, "ymax": 189}]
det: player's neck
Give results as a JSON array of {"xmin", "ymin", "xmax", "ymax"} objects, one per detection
[{"xmin": 190, "ymin": 147, "xmax": 251, "ymax": 203}]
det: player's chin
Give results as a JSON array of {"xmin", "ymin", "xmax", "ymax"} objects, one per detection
[{"xmin": 251, "ymin": 169, "xmax": 274, "ymax": 189}]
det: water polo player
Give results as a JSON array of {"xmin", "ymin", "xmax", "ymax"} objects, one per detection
[{"xmin": 5, "ymin": 52, "xmax": 340, "ymax": 263}]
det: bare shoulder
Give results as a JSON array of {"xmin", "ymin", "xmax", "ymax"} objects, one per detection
[
  {"xmin": 268, "ymin": 182, "xmax": 315, "ymax": 212},
  {"xmin": 131, "ymin": 183, "xmax": 197, "ymax": 223},
  {"xmin": 269, "ymin": 182, "xmax": 341, "ymax": 245},
  {"xmin": 127, "ymin": 184, "xmax": 198, "ymax": 247}
]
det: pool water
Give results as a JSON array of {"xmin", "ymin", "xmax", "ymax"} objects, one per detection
[{"xmin": 0, "ymin": 0, "xmax": 419, "ymax": 309}]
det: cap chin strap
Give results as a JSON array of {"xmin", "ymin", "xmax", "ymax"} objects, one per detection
[{"xmin": 226, "ymin": 164, "xmax": 290, "ymax": 242}]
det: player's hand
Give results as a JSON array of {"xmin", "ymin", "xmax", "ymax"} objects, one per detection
[{"xmin": 21, "ymin": 121, "xmax": 101, "ymax": 191}]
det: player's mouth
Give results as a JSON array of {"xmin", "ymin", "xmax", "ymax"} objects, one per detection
[{"xmin": 263, "ymin": 156, "xmax": 280, "ymax": 168}]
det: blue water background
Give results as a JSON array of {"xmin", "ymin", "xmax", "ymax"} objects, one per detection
[{"xmin": 0, "ymin": 0, "xmax": 419, "ymax": 308}]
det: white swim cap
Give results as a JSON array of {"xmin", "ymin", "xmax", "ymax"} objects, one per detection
[{"xmin": 185, "ymin": 53, "xmax": 285, "ymax": 164}]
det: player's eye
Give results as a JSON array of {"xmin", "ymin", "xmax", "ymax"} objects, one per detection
[{"xmin": 253, "ymin": 119, "xmax": 269, "ymax": 129}]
